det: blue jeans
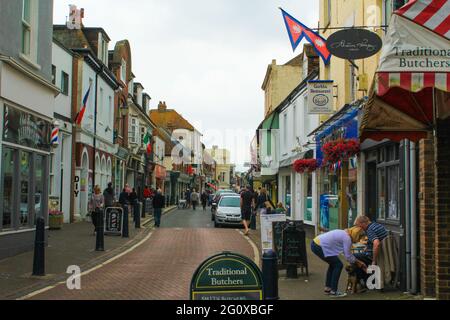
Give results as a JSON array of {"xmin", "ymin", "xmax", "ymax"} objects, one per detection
[
  {"xmin": 311, "ymin": 241, "xmax": 343, "ymax": 292},
  {"xmin": 154, "ymin": 208, "xmax": 162, "ymax": 227}
]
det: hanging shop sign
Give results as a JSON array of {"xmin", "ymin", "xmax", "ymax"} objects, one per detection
[
  {"xmin": 326, "ymin": 28, "xmax": 382, "ymax": 60},
  {"xmin": 307, "ymin": 80, "xmax": 334, "ymax": 114},
  {"xmin": 190, "ymin": 252, "xmax": 263, "ymax": 300}
]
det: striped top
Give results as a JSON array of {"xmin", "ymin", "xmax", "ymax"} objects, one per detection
[{"xmin": 366, "ymin": 222, "xmax": 388, "ymax": 257}]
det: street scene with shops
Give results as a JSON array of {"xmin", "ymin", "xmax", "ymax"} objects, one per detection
[{"xmin": 0, "ymin": 0, "xmax": 449, "ymax": 302}]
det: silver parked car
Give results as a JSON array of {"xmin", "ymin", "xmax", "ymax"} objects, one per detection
[{"xmin": 214, "ymin": 195, "xmax": 243, "ymax": 228}]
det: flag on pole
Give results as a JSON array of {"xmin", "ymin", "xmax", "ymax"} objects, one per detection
[
  {"xmin": 143, "ymin": 132, "xmax": 152, "ymax": 154},
  {"xmin": 74, "ymin": 84, "xmax": 91, "ymax": 125},
  {"xmin": 280, "ymin": 8, "xmax": 331, "ymax": 65}
]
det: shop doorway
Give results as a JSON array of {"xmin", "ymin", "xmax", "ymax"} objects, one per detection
[{"xmin": 366, "ymin": 161, "xmax": 377, "ymax": 221}]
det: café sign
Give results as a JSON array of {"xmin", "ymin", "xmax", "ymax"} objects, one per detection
[
  {"xmin": 190, "ymin": 252, "xmax": 263, "ymax": 300},
  {"xmin": 307, "ymin": 80, "xmax": 334, "ymax": 114},
  {"xmin": 326, "ymin": 28, "xmax": 382, "ymax": 60}
]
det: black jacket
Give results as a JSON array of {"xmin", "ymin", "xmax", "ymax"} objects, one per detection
[
  {"xmin": 152, "ymin": 193, "xmax": 165, "ymax": 209},
  {"xmin": 119, "ymin": 191, "xmax": 129, "ymax": 206}
]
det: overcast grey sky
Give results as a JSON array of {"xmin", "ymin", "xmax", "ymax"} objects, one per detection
[{"xmin": 53, "ymin": 0, "xmax": 319, "ymax": 171}]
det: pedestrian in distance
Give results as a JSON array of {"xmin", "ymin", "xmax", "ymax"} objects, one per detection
[
  {"xmin": 185, "ymin": 189, "xmax": 191, "ymax": 208},
  {"xmin": 240, "ymin": 185, "xmax": 255, "ymax": 236},
  {"xmin": 152, "ymin": 189, "xmax": 165, "ymax": 228},
  {"xmin": 201, "ymin": 190, "xmax": 208, "ymax": 211},
  {"xmin": 190, "ymin": 189, "xmax": 200, "ymax": 211},
  {"xmin": 311, "ymin": 226, "xmax": 368, "ymax": 298},
  {"xmin": 129, "ymin": 188, "xmax": 138, "ymax": 221},
  {"xmin": 275, "ymin": 202, "xmax": 287, "ymax": 214},
  {"xmin": 103, "ymin": 182, "xmax": 115, "ymax": 209},
  {"xmin": 119, "ymin": 188, "xmax": 130, "ymax": 237},
  {"xmin": 256, "ymin": 188, "xmax": 273, "ymax": 215},
  {"xmin": 90, "ymin": 185, "xmax": 104, "ymax": 235},
  {"xmin": 143, "ymin": 185, "xmax": 152, "ymax": 199}
]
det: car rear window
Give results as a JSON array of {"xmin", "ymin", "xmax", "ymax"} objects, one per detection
[{"xmin": 219, "ymin": 197, "xmax": 240, "ymax": 207}]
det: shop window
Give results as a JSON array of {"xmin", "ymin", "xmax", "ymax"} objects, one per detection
[
  {"xmin": 377, "ymin": 167, "xmax": 386, "ymax": 220},
  {"xmin": 61, "ymin": 71, "xmax": 69, "ymax": 95},
  {"xmin": 19, "ymin": 151, "xmax": 31, "ymax": 227},
  {"xmin": 34, "ymin": 154, "xmax": 45, "ymax": 221},
  {"xmin": 376, "ymin": 143, "xmax": 400, "ymax": 222},
  {"xmin": 1, "ymin": 148, "xmax": 15, "ymax": 229}
]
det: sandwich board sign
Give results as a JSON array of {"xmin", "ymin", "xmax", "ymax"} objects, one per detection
[
  {"xmin": 104, "ymin": 207, "xmax": 123, "ymax": 236},
  {"xmin": 190, "ymin": 252, "xmax": 263, "ymax": 300}
]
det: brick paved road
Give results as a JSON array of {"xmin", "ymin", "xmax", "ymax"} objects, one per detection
[{"xmin": 28, "ymin": 208, "xmax": 255, "ymax": 300}]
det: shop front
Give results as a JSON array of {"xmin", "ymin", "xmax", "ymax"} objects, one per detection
[
  {"xmin": 312, "ymin": 103, "xmax": 360, "ymax": 232},
  {"xmin": 359, "ymin": 0, "xmax": 450, "ymax": 297},
  {"xmin": 0, "ymin": 104, "xmax": 52, "ymax": 258}
]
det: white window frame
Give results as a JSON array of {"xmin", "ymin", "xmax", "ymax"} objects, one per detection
[
  {"xmin": 129, "ymin": 117, "xmax": 138, "ymax": 144},
  {"xmin": 21, "ymin": 0, "xmax": 38, "ymax": 64}
]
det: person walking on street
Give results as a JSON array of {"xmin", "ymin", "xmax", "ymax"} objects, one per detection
[
  {"xmin": 90, "ymin": 185, "xmax": 104, "ymax": 235},
  {"xmin": 190, "ymin": 189, "xmax": 200, "ymax": 211},
  {"xmin": 256, "ymin": 188, "xmax": 272, "ymax": 215},
  {"xmin": 129, "ymin": 188, "xmax": 138, "ymax": 221},
  {"xmin": 240, "ymin": 185, "xmax": 255, "ymax": 236},
  {"xmin": 152, "ymin": 189, "xmax": 165, "ymax": 228},
  {"xmin": 103, "ymin": 182, "xmax": 115, "ymax": 209},
  {"xmin": 143, "ymin": 185, "xmax": 152, "ymax": 199},
  {"xmin": 119, "ymin": 188, "xmax": 130, "ymax": 237},
  {"xmin": 201, "ymin": 191, "xmax": 208, "ymax": 211},
  {"xmin": 311, "ymin": 227, "xmax": 368, "ymax": 298},
  {"xmin": 185, "ymin": 189, "xmax": 191, "ymax": 208}
]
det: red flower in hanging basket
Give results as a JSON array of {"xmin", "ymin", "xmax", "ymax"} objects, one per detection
[
  {"xmin": 293, "ymin": 159, "xmax": 319, "ymax": 173},
  {"xmin": 322, "ymin": 138, "xmax": 360, "ymax": 165}
]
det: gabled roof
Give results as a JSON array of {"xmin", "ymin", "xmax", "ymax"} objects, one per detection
[{"xmin": 149, "ymin": 102, "xmax": 196, "ymax": 132}]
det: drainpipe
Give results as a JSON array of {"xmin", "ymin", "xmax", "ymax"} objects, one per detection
[
  {"xmin": 405, "ymin": 140, "xmax": 411, "ymax": 292},
  {"xmin": 410, "ymin": 141, "xmax": 418, "ymax": 294}
]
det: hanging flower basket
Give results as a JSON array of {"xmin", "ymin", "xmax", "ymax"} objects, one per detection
[
  {"xmin": 322, "ymin": 138, "xmax": 360, "ymax": 165},
  {"xmin": 293, "ymin": 159, "xmax": 319, "ymax": 173}
]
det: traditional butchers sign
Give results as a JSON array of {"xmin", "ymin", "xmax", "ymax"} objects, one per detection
[
  {"xmin": 190, "ymin": 252, "xmax": 263, "ymax": 300},
  {"xmin": 104, "ymin": 207, "xmax": 123, "ymax": 235},
  {"xmin": 307, "ymin": 80, "xmax": 334, "ymax": 114},
  {"xmin": 326, "ymin": 28, "xmax": 382, "ymax": 60},
  {"xmin": 378, "ymin": 14, "xmax": 450, "ymax": 73}
]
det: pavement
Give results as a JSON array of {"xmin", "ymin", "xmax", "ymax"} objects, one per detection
[
  {"xmin": 0, "ymin": 205, "xmax": 423, "ymax": 300},
  {"xmin": 246, "ymin": 215, "xmax": 422, "ymax": 300},
  {"xmin": 0, "ymin": 206, "xmax": 176, "ymax": 300},
  {"xmin": 25, "ymin": 208, "xmax": 255, "ymax": 300}
]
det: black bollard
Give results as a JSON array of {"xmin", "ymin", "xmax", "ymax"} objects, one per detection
[
  {"xmin": 262, "ymin": 250, "xmax": 279, "ymax": 300},
  {"xmin": 135, "ymin": 201, "xmax": 140, "ymax": 228},
  {"xmin": 95, "ymin": 209, "xmax": 105, "ymax": 251},
  {"xmin": 32, "ymin": 216, "xmax": 46, "ymax": 276},
  {"xmin": 122, "ymin": 205, "xmax": 129, "ymax": 238}
]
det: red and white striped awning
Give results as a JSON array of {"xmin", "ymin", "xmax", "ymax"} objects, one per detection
[
  {"xmin": 396, "ymin": 0, "xmax": 450, "ymax": 40},
  {"xmin": 376, "ymin": 71, "xmax": 450, "ymax": 96}
]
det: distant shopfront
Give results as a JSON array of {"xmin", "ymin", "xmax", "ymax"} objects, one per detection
[{"xmin": 0, "ymin": 104, "xmax": 52, "ymax": 258}]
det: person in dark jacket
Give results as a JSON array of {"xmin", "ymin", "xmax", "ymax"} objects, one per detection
[
  {"xmin": 152, "ymin": 189, "xmax": 165, "ymax": 228},
  {"xmin": 129, "ymin": 188, "xmax": 138, "ymax": 221},
  {"xmin": 103, "ymin": 182, "xmax": 115, "ymax": 208},
  {"xmin": 201, "ymin": 191, "xmax": 208, "ymax": 211}
]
